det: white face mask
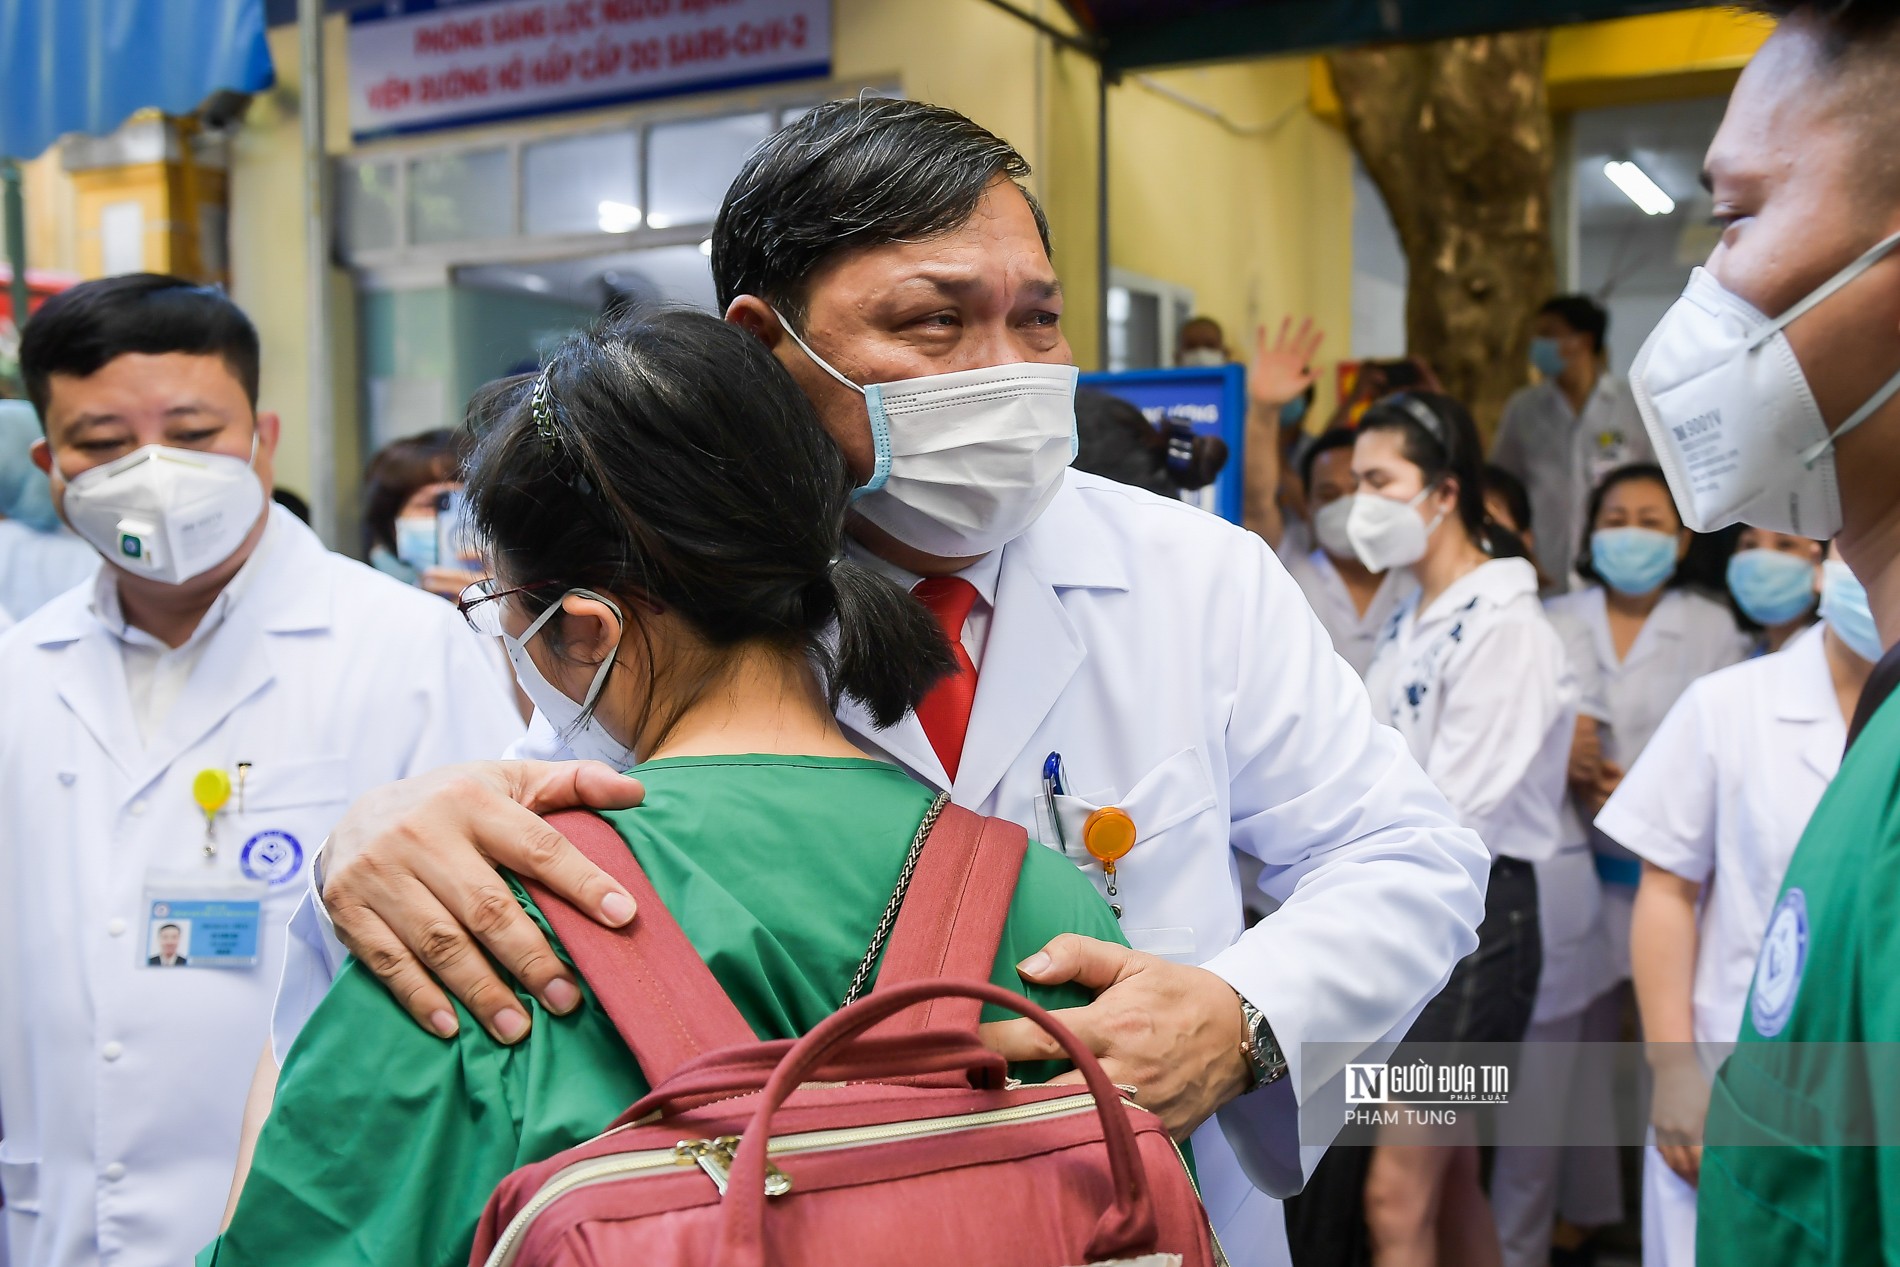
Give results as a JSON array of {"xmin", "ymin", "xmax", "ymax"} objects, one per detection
[
  {"xmin": 503, "ymin": 589, "xmax": 638, "ymax": 770},
  {"xmin": 1178, "ymin": 347, "xmax": 1226, "ymax": 368},
  {"xmin": 1346, "ymin": 487, "xmax": 1442, "ymax": 574},
  {"xmin": 60, "ymin": 440, "xmax": 266, "ymax": 586},
  {"xmin": 1631, "ymin": 229, "xmax": 1900, "ymax": 539},
  {"xmin": 776, "ymin": 314, "xmax": 1079, "ymax": 559},
  {"xmin": 1312, "ymin": 496, "xmax": 1358, "ymax": 562}
]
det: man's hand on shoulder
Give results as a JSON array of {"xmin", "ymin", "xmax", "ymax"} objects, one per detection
[
  {"xmin": 978, "ymin": 934, "xmax": 1255, "ymax": 1139},
  {"xmin": 322, "ymin": 760, "xmax": 644, "ymax": 1044}
]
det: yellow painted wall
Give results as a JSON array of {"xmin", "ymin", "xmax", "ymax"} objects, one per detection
[
  {"xmin": 1309, "ymin": 8, "xmax": 1773, "ymax": 118},
  {"xmin": 225, "ymin": 15, "xmax": 357, "ymax": 526},
  {"xmin": 1106, "ymin": 60, "xmax": 1354, "ymax": 407}
]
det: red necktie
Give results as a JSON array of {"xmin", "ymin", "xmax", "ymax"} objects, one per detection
[{"xmin": 911, "ymin": 576, "xmax": 980, "ymax": 783}]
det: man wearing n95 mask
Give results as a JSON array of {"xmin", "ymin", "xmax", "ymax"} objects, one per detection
[
  {"xmin": 0, "ymin": 275, "xmax": 524, "ymax": 1267},
  {"xmin": 1617, "ymin": 4, "xmax": 1900, "ymax": 1262},
  {"xmin": 291, "ymin": 97, "xmax": 1489, "ymax": 1267}
]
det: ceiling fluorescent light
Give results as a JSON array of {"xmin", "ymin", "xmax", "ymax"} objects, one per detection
[
  {"xmin": 1604, "ymin": 161, "xmax": 1676, "ymax": 216},
  {"xmin": 597, "ymin": 200, "xmax": 642, "ymax": 233}
]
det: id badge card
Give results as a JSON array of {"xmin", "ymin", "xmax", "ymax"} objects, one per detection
[{"xmin": 142, "ymin": 869, "xmax": 269, "ymax": 969}]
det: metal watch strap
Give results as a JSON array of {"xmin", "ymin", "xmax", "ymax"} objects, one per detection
[{"xmin": 1238, "ymin": 996, "xmax": 1288, "ymax": 1091}]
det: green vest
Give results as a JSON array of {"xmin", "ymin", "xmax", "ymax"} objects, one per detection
[{"xmin": 1698, "ymin": 691, "xmax": 1900, "ymax": 1264}]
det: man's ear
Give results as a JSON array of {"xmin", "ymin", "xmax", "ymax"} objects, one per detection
[
  {"xmin": 255, "ymin": 410, "xmax": 283, "ymax": 458},
  {"xmin": 29, "ymin": 437, "xmax": 51, "ymax": 475},
  {"xmin": 725, "ymin": 296, "xmax": 782, "ymax": 348}
]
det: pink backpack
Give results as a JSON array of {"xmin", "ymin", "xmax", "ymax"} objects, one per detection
[{"xmin": 468, "ymin": 803, "xmax": 1222, "ymax": 1267}]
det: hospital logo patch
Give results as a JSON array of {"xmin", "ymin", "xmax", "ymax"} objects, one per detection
[
  {"xmin": 240, "ymin": 830, "xmax": 305, "ymax": 886},
  {"xmin": 1750, "ymin": 887, "xmax": 1808, "ymax": 1038}
]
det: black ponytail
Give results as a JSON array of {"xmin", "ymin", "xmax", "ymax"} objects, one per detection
[
  {"xmin": 822, "ymin": 559, "xmax": 958, "ymax": 728},
  {"xmin": 464, "ymin": 308, "xmax": 954, "ymax": 745}
]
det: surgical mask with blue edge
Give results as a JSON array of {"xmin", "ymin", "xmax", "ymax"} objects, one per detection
[
  {"xmin": 1819, "ymin": 560, "xmax": 1885, "ymax": 664},
  {"xmin": 773, "ymin": 310, "xmax": 1079, "ymax": 558},
  {"xmin": 1590, "ymin": 526, "xmax": 1678, "ymax": 596},
  {"xmin": 1530, "ymin": 336, "xmax": 1567, "ymax": 378},
  {"xmin": 1726, "ymin": 549, "xmax": 1819, "ymax": 627}
]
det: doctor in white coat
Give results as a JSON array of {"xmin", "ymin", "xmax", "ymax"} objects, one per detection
[
  {"xmin": 0, "ymin": 275, "xmax": 524, "ymax": 1267},
  {"xmin": 278, "ymin": 99, "xmax": 1491, "ymax": 1267},
  {"xmin": 1345, "ymin": 392, "xmax": 1577, "ymax": 1265},
  {"xmin": 1596, "ymin": 556, "xmax": 1874, "ymax": 1267}
]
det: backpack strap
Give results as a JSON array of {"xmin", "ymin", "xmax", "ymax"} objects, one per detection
[
  {"xmin": 524, "ymin": 809, "xmax": 755, "ymax": 1083},
  {"xmin": 867, "ymin": 801, "xmax": 1028, "ymax": 1034}
]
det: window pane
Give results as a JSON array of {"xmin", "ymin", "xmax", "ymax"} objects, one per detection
[
  {"xmin": 408, "ymin": 148, "xmax": 512, "ymax": 246},
  {"xmin": 645, "ymin": 112, "xmax": 771, "ymax": 229},
  {"xmin": 340, "ymin": 160, "xmax": 399, "ymax": 253},
  {"xmin": 524, "ymin": 130, "xmax": 641, "ymax": 237}
]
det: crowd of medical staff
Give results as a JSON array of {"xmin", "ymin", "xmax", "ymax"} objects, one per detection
[
  {"xmin": 1152, "ymin": 292, "xmax": 1875, "ymax": 1267},
  {"xmin": 0, "ymin": 34, "xmax": 1894, "ymax": 1267}
]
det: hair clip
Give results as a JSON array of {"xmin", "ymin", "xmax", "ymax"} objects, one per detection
[{"xmin": 531, "ymin": 371, "xmax": 560, "ymax": 451}]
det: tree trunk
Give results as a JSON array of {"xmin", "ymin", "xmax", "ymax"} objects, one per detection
[{"xmin": 1327, "ymin": 34, "xmax": 1555, "ymax": 438}]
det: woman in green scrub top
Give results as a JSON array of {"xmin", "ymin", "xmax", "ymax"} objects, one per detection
[{"xmin": 200, "ymin": 311, "xmax": 1126, "ymax": 1267}]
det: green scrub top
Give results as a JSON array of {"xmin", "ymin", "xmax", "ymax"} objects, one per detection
[
  {"xmin": 1697, "ymin": 692, "xmax": 1900, "ymax": 1265},
  {"xmin": 201, "ymin": 755, "xmax": 1129, "ymax": 1267}
]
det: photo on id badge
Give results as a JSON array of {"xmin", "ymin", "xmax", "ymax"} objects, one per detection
[{"xmin": 139, "ymin": 764, "xmax": 305, "ymax": 969}]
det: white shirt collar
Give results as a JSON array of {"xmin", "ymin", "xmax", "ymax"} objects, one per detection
[
  {"xmin": 843, "ymin": 537, "xmax": 1004, "ymax": 607},
  {"xmin": 1412, "ymin": 556, "xmax": 1540, "ymax": 626}
]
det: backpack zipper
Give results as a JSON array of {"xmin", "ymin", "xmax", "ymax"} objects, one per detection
[{"xmin": 483, "ymin": 1092, "xmax": 1105, "ymax": 1267}]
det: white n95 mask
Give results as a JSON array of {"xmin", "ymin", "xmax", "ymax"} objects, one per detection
[
  {"xmin": 60, "ymin": 441, "xmax": 265, "ymax": 586},
  {"xmin": 1313, "ymin": 496, "xmax": 1358, "ymax": 562},
  {"xmin": 777, "ymin": 314, "xmax": 1079, "ymax": 558},
  {"xmin": 1631, "ymin": 229, "xmax": 1900, "ymax": 539},
  {"xmin": 1346, "ymin": 488, "xmax": 1442, "ymax": 574},
  {"xmin": 503, "ymin": 588, "xmax": 639, "ymax": 770}
]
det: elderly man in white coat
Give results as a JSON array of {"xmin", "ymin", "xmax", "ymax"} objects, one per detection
[
  {"xmin": 271, "ymin": 100, "xmax": 1490, "ymax": 1267},
  {"xmin": 0, "ymin": 275, "xmax": 525, "ymax": 1267}
]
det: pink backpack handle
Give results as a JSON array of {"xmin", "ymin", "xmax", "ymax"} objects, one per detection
[
  {"xmin": 865, "ymin": 803, "xmax": 1027, "ymax": 1035},
  {"xmin": 712, "ymin": 978, "xmax": 1160, "ymax": 1267},
  {"xmin": 618, "ymin": 1030, "xmax": 1007, "ymax": 1124}
]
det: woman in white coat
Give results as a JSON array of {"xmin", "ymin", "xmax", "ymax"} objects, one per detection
[
  {"xmin": 1544, "ymin": 466, "xmax": 1749, "ymax": 995},
  {"xmin": 1724, "ymin": 527, "xmax": 1824, "ymax": 657},
  {"xmin": 1481, "ymin": 476, "xmax": 1619, "ymax": 1267},
  {"xmin": 1349, "ymin": 393, "xmax": 1580, "ymax": 1267},
  {"xmin": 1599, "ymin": 551, "xmax": 1874, "ymax": 1267}
]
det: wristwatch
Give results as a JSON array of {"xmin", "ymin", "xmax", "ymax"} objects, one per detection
[{"xmin": 1238, "ymin": 996, "xmax": 1288, "ymax": 1092}]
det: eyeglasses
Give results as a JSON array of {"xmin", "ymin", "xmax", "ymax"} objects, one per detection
[{"xmin": 456, "ymin": 578, "xmax": 561, "ymax": 638}]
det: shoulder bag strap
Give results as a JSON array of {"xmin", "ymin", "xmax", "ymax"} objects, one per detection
[
  {"xmin": 523, "ymin": 809, "xmax": 755, "ymax": 1083},
  {"xmin": 867, "ymin": 800, "xmax": 1028, "ymax": 1034}
]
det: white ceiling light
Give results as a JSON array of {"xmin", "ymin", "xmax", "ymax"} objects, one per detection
[
  {"xmin": 597, "ymin": 200, "xmax": 643, "ymax": 233},
  {"xmin": 1603, "ymin": 160, "xmax": 1676, "ymax": 216}
]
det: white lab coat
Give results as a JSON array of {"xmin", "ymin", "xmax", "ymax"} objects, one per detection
[
  {"xmin": 1597, "ymin": 619, "xmax": 1839, "ymax": 1045},
  {"xmin": 277, "ymin": 469, "xmax": 1491, "ymax": 1267},
  {"xmin": 1362, "ymin": 557, "xmax": 1579, "ymax": 865},
  {"xmin": 1543, "ymin": 585, "xmax": 1749, "ymax": 980},
  {"xmin": 1596, "ymin": 622, "xmax": 1842, "ymax": 1267},
  {"xmin": 0, "ymin": 520, "xmax": 97, "ymax": 624},
  {"xmin": 0, "ymin": 507, "xmax": 524, "ymax": 1267},
  {"xmin": 1281, "ymin": 547, "xmax": 1415, "ymax": 680}
]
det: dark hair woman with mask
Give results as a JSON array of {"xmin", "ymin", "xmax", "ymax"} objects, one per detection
[
  {"xmin": 205, "ymin": 310, "xmax": 1127, "ymax": 1267},
  {"xmin": 1544, "ymin": 465, "xmax": 1748, "ymax": 1010},
  {"xmin": 1343, "ymin": 392, "xmax": 1579, "ymax": 1267}
]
